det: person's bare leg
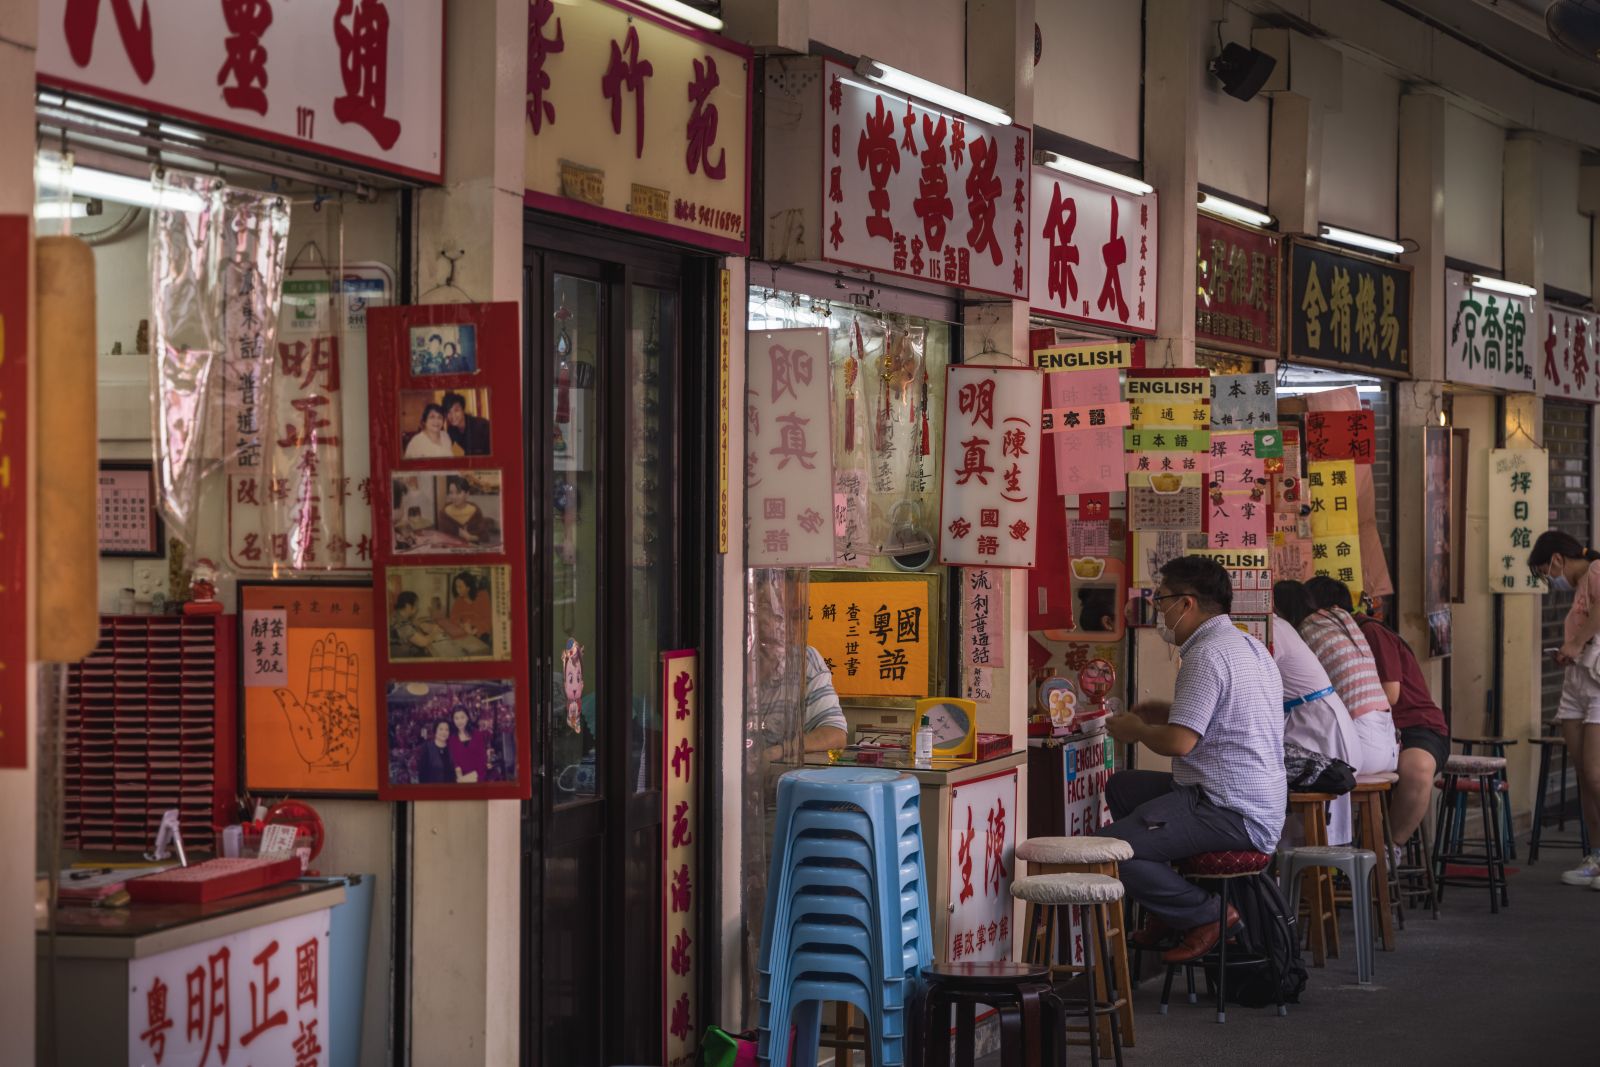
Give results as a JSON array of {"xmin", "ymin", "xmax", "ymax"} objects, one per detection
[
  {"xmin": 1391, "ymin": 745, "xmax": 1437, "ymax": 843},
  {"xmin": 1580, "ymin": 722, "xmax": 1600, "ymax": 849}
]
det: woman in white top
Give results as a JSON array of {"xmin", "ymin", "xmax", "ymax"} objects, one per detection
[
  {"xmin": 403, "ymin": 403, "xmax": 461, "ymax": 460},
  {"xmin": 1274, "ymin": 581, "xmax": 1361, "ymax": 843}
]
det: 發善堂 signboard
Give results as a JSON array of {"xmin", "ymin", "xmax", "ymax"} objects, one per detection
[
  {"xmin": 1444, "ymin": 271, "xmax": 1534, "ymax": 393},
  {"xmin": 1030, "ymin": 166, "xmax": 1157, "ymax": 334},
  {"xmin": 1287, "ymin": 240, "xmax": 1412, "ymax": 377},
  {"xmin": 1195, "ymin": 213, "xmax": 1280, "ymax": 358}
]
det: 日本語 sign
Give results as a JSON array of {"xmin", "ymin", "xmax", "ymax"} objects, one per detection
[
  {"xmin": 1288, "ymin": 241, "xmax": 1412, "ymax": 377},
  {"xmin": 1538, "ymin": 304, "xmax": 1600, "ymax": 403},
  {"xmin": 1195, "ymin": 214, "xmax": 1280, "ymax": 358},
  {"xmin": 0, "ymin": 217, "xmax": 26, "ymax": 770},
  {"xmin": 1029, "ymin": 167, "xmax": 1157, "ymax": 334},
  {"xmin": 939, "ymin": 366, "xmax": 1043, "ymax": 567},
  {"xmin": 525, "ymin": 0, "xmax": 751, "ymax": 254},
  {"xmin": 38, "ymin": 1, "xmax": 443, "ymax": 182},
  {"xmin": 1443, "ymin": 271, "xmax": 1534, "ymax": 393},
  {"xmin": 747, "ymin": 328, "xmax": 834, "ymax": 565},
  {"xmin": 661, "ymin": 649, "xmax": 698, "ymax": 1067},
  {"xmin": 129, "ymin": 906, "xmax": 330, "ymax": 1067},
  {"xmin": 1487, "ymin": 449, "xmax": 1548, "ymax": 595},
  {"xmin": 947, "ymin": 770, "xmax": 1017, "ymax": 963},
  {"xmin": 824, "ymin": 61, "xmax": 1030, "ymax": 299}
]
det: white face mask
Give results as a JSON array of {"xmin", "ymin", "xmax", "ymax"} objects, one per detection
[{"xmin": 1155, "ymin": 596, "xmax": 1190, "ymax": 645}]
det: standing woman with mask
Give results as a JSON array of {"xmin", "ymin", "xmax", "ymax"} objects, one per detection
[{"xmin": 1527, "ymin": 531, "xmax": 1600, "ymax": 888}]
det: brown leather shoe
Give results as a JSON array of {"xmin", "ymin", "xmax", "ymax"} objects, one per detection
[
  {"xmin": 1160, "ymin": 906, "xmax": 1242, "ymax": 963},
  {"xmin": 1128, "ymin": 914, "xmax": 1172, "ymax": 948}
]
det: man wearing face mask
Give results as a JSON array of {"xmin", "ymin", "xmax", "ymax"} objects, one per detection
[{"xmin": 1100, "ymin": 556, "xmax": 1287, "ymax": 962}]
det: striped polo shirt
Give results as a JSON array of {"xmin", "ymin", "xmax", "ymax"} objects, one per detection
[
  {"xmin": 1299, "ymin": 608, "xmax": 1390, "ymax": 719},
  {"xmin": 801, "ymin": 647, "xmax": 848, "ymax": 734}
]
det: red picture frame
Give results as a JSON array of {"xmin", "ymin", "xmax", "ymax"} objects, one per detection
[{"xmin": 367, "ymin": 302, "xmax": 532, "ymax": 800}]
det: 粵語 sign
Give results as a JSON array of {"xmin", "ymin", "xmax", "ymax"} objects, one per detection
[
  {"xmin": 1030, "ymin": 166, "xmax": 1157, "ymax": 334},
  {"xmin": 1195, "ymin": 214, "xmax": 1280, "ymax": 358},
  {"xmin": 806, "ymin": 575, "xmax": 934, "ymax": 698},
  {"xmin": 525, "ymin": 0, "xmax": 751, "ymax": 253},
  {"xmin": 1288, "ymin": 240, "xmax": 1412, "ymax": 377}
]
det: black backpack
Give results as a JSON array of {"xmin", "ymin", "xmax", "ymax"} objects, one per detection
[{"xmin": 1202, "ymin": 872, "xmax": 1309, "ymax": 1008}]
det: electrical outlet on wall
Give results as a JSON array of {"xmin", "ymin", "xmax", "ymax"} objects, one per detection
[{"xmin": 132, "ymin": 562, "xmax": 164, "ymax": 600}]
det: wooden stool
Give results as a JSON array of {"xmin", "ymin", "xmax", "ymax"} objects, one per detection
[
  {"xmin": 1011, "ymin": 873, "xmax": 1126, "ymax": 1067},
  {"xmin": 923, "ymin": 960, "xmax": 1067, "ymax": 1067},
  {"xmin": 1015, "ymin": 836, "xmax": 1136, "ymax": 1056},
  {"xmin": 1287, "ymin": 792, "xmax": 1340, "ymax": 965},
  {"xmin": 1351, "ymin": 774, "xmax": 1398, "ymax": 951},
  {"xmin": 1529, "ymin": 735, "xmax": 1591, "ymax": 862}
]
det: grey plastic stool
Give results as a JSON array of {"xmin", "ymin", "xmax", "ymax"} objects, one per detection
[{"xmin": 1277, "ymin": 846, "xmax": 1378, "ymax": 985}]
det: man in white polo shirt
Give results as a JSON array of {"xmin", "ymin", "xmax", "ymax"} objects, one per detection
[{"xmin": 1102, "ymin": 555, "xmax": 1287, "ymax": 962}]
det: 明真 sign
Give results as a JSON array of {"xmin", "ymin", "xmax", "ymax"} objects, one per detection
[
  {"xmin": 939, "ymin": 366, "xmax": 1043, "ymax": 567},
  {"xmin": 747, "ymin": 329, "xmax": 835, "ymax": 565}
]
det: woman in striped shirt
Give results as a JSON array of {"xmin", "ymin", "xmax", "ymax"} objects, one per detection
[{"xmin": 1296, "ymin": 577, "xmax": 1399, "ymax": 775}]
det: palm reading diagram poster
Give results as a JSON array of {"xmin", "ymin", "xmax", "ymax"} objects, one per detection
[{"xmin": 240, "ymin": 582, "xmax": 378, "ymax": 794}]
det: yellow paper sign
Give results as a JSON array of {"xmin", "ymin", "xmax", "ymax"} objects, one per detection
[
  {"xmin": 1312, "ymin": 534, "xmax": 1364, "ymax": 603},
  {"xmin": 1035, "ymin": 342, "xmax": 1134, "ymax": 372},
  {"xmin": 1307, "ymin": 459, "xmax": 1359, "ymax": 536},
  {"xmin": 808, "ymin": 577, "xmax": 933, "ymax": 698}
]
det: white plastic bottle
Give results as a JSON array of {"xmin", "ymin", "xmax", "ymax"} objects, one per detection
[{"xmin": 915, "ymin": 715, "xmax": 934, "ymax": 765}]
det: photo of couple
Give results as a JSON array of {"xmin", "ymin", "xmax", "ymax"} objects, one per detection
[
  {"xmin": 386, "ymin": 680, "xmax": 517, "ymax": 787},
  {"xmin": 399, "ymin": 388, "xmax": 492, "ymax": 459},
  {"xmin": 409, "ymin": 323, "xmax": 478, "ymax": 376},
  {"xmin": 387, "ymin": 565, "xmax": 510, "ymax": 661},
  {"xmin": 392, "ymin": 471, "xmax": 503, "ymax": 555}
]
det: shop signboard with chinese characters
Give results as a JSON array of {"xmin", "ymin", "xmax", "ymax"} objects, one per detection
[
  {"xmin": 748, "ymin": 328, "xmax": 834, "ymax": 565},
  {"xmin": 1443, "ymin": 271, "xmax": 1534, "ymax": 393},
  {"xmin": 661, "ymin": 650, "xmax": 699, "ymax": 1067},
  {"xmin": 128, "ymin": 905, "xmax": 331, "ymax": 1067},
  {"xmin": 1538, "ymin": 303, "xmax": 1600, "ymax": 403},
  {"xmin": 946, "ymin": 769, "xmax": 1017, "ymax": 962},
  {"xmin": 524, "ymin": 0, "xmax": 751, "ymax": 254},
  {"xmin": 0, "ymin": 217, "xmax": 25, "ymax": 769},
  {"xmin": 939, "ymin": 366, "xmax": 1044, "ymax": 567},
  {"xmin": 1195, "ymin": 214, "xmax": 1280, "ymax": 358},
  {"xmin": 1029, "ymin": 167, "xmax": 1157, "ymax": 334},
  {"xmin": 1287, "ymin": 241, "xmax": 1412, "ymax": 377},
  {"xmin": 806, "ymin": 571, "xmax": 938, "ymax": 700},
  {"xmin": 38, "ymin": 1, "xmax": 444, "ymax": 182},
  {"xmin": 1487, "ymin": 449, "xmax": 1548, "ymax": 595},
  {"xmin": 823, "ymin": 60, "xmax": 1030, "ymax": 300}
]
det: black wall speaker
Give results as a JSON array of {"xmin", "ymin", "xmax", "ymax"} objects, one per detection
[{"xmin": 1210, "ymin": 42, "xmax": 1277, "ymax": 101}]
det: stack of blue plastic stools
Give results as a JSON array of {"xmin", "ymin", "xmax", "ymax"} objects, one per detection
[{"xmin": 756, "ymin": 768, "xmax": 932, "ymax": 1067}]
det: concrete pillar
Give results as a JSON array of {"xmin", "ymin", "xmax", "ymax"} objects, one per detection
[
  {"xmin": 1143, "ymin": 0, "xmax": 1206, "ymax": 369},
  {"xmin": 1268, "ymin": 92, "xmax": 1322, "ymax": 238},
  {"xmin": 0, "ymin": 2, "xmax": 36, "ymax": 1059},
  {"xmin": 406, "ymin": 2, "xmax": 526, "ymax": 1063}
]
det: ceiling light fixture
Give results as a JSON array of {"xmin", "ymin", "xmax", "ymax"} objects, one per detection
[
  {"xmin": 1041, "ymin": 153, "xmax": 1153, "ymax": 197},
  {"xmin": 854, "ymin": 57, "xmax": 1012, "ymax": 126},
  {"xmin": 1319, "ymin": 224, "xmax": 1405, "ymax": 256},
  {"xmin": 634, "ymin": 0, "xmax": 724, "ymax": 32},
  {"xmin": 35, "ymin": 158, "xmax": 206, "ymax": 213},
  {"xmin": 34, "ymin": 200, "xmax": 92, "ymax": 220},
  {"xmin": 1469, "ymin": 274, "xmax": 1538, "ymax": 299},
  {"xmin": 1197, "ymin": 192, "xmax": 1274, "ymax": 228}
]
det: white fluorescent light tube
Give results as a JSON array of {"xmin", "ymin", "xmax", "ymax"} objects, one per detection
[
  {"xmin": 1320, "ymin": 225, "xmax": 1404, "ymax": 256},
  {"xmin": 1042, "ymin": 153, "xmax": 1152, "ymax": 197},
  {"xmin": 34, "ymin": 201, "xmax": 90, "ymax": 219},
  {"xmin": 634, "ymin": 0, "xmax": 724, "ymax": 32},
  {"xmin": 35, "ymin": 159, "xmax": 206, "ymax": 213},
  {"xmin": 1198, "ymin": 192, "xmax": 1274, "ymax": 228},
  {"xmin": 1469, "ymin": 274, "xmax": 1538, "ymax": 299},
  {"xmin": 854, "ymin": 57, "xmax": 1012, "ymax": 127}
]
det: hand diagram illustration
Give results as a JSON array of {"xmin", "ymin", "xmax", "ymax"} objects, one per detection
[{"xmin": 274, "ymin": 633, "xmax": 362, "ymax": 772}]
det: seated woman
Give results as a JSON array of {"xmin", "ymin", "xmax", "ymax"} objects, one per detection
[
  {"xmin": 1298, "ymin": 577, "xmax": 1399, "ymax": 776},
  {"xmin": 1274, "ymin": 580, "xmax": 1362, "ymax": 843}
]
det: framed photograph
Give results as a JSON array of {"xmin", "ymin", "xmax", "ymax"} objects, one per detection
[
  {"xmin": 1422, "ymin": 426, "xmax": 1453, "ymax": 657},
  {"xmin": 391, "ymin": 470, "xmax": 504, "ymax": 555},
  {"xmin": 409, "ymin": 322, "xmax": 478, "ymax": 376},
  {"xmin": 1450, "ymin": 428, "xmax": 1470, "ymax": 603},
  {"xmin": 384, "ymin": 679, "xmax": 519, "ymax": 790},
  {"xmin": 238, "ymin": 582, "xmax": 379, "ymax": 796},
  {"xmin": 913, "ymin": 697, "xmax": 978, "ymax": 763},
  {"xmin": 98, "ymin": 460, "xmax": 164, "ymax": 558},
  {"xmin": 399, "ymin": 387, "xmax": 492, "ymax": 459},
  {"xmin": 386, "ymin": 564, "xmax": 511, "ymax": 661}
]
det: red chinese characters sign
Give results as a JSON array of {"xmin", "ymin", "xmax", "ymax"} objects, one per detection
[
  {"xmin": 1195, "ymin": 213, "xmax": 1281, "ymax": 358},
  {"xmin": 1538, "ymin": 303, "xmax": 1600, "ymax": 404},
  {"xmin": 824, "ymin": 61, "xmax": 1031, "ymax": 299},
  {"xmin": 127, "ymin": 904, "xmax": 330, "ymax": 1067},
  {"xmin": 946, "ymin": 769, "xmax": 1017, "ymax": 963},
  {"xmin": 524, "ymin": 0, "xmax": 751, "ymax": 254},
  {"xmin": 0, "ymin": 217, "xmax": 26, "ymax": 769},
  {"xmin": 940, "ymin": 366, "xmax": 1043, "ymax": 568},
  {"xmin": 38, "ymin": 1, "xmax": 444, "ymax": 183},
  {"xmin": 747, "ymin": 328, "xmax": 835, "ymax": 565},
  {"xmin": 1029, "ymin": 167, "xmax": 1158, "ymax": 335},
  {"xmin": 661, "ymin": 650, "xmax": 698, "ymax": 1067}
]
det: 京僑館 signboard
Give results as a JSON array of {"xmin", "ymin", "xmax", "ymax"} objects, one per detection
[
  {"xmin": 1444, "ymin": 270, "xmax": 1534, "ymax": 393},
  {"xmin": 1029, "ymin": 166, "xmax": 1158, "ymax": 335},
  {"xmin": 823, "ymin": 60, "xmax": 1031, "ymax": 300}
]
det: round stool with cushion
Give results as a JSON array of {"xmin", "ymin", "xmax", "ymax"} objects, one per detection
[
  {"xmin": 1011, "ymin": 873, "xmax": 1127, "ymax": 1067},
  {"xmin": 1158, "ymin": 850, "xmax": 1285, "ymax": 1023},
  {"xmin": 922, "ymin": 960, "xmax": 1065, "ymax": 1067},
  {"xmin": 1431, "ymin": 754, "xmax": 1510, "ymax": 913}
]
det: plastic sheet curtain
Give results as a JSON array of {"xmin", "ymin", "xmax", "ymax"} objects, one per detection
[{"xmin": 150, "ymin": 170, "xmax": 290, "ymax": 563}]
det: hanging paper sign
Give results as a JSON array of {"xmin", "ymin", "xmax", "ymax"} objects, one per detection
[
  {"xmin": 1125, "ymin": 372, "xmax": 1211, "ymax": 428},
  {"xmin": 1304, "ymin": 410, "xmax": 1375, "ymax": 464},
  {"xmin": 1191, "ymin": 548, "xmax": 1270, "ymax": 570},
  {"xmin": 1273, "ymin": 534, "xmax": 1315, "ymax": 583},
  {"xmin": 1130, "ymin": 485, "xmax": 1204, "ymax": 531},
  {"xmin": 0, "ymin": 217, "xmax": 27, "ymax": 769},
  {"xmin": 1051, "ymin": 426, "xmax": 1124, "ymax": 496},
  {"xmin": 1196, "ymin": 214, "xmax": 1281, "ymax": 358},
  {"xmin": 1444, "ymin": 271, "xmax": 1534, "ymax": 393},
  {"xmin": 1126, "ymin": 451, "xmax": 1209, "ymax": 476},
  {"xmin": 825, "ymin": 60, "xmax": 1030, "ymax": 299},
  {"xmin": 1255, "ymin": 428, "xmax": 1284, "ymax": 458},
  {"xmin": 939, "ymin": 366, "xmax": 1044, "ymax": 568},
  {"xmin": 1069, "ymin": 520, "xmax": 1111, "ymax": 557},
  {"xmin": 1311, "ymin": 534, "xmax": 1364, "ymax": 602},
  {"xmin": 1042, "ymin": 403, "xmax": 1132, "ymax": 433},
  {"xmin": 806, "ymin": 574, "xmax": 935, "ymax": 698},
  {"xmin": 1029, "ymin": 166, "xmax": 1158, "ymax": 333},
  {"xmin": 1207, "ymin": 491, "xmax": 1269, "ymax": 551},
  {"xmin": 1288, "ymin": 240, "xmax": 1412, "ymax": 376},
  {"xmin": 1034, "ymin": 340, "xmax": 1138, "ymax": 372},
  {"xmin": 1307, "ymin": 460, "xmax": 1359, "ymax": 536},
  {"xmin": 1537, "ymin": 304, "xmax": 1600, "ymax": 403},
  {"xmin": 1210, "ymin": 432, "xmax": 1266, "ymax": 489},
  {"xmin": 1209, "ymin": 373, "xmax": 1277, "ymax": 429},
  {"xmin": 947, "ymin": 770, "xmax": 1018, "ymax": 963},
  {"xmin": 662, "ymin": 649, "xmax": 700, "ymax": 1067},
  {"xmin": 747, "ymin": 328, "xmax": 835, "ymax": 565},
  {"xmin": 1124, "ymin": 427, "xmax": 1210, "ymax": 452},
  {"xmin": 963, "ymin": 568, "xmax": 1006, "ymax": 668},
  {"xmin": 1044, "ymin": 368, "xmax": 1128, "ymax": 497},
  {"xmin": 1080, "ymin": 494, "xmax": 1111, "ymax": 521},
  {"xmin": 1486, "ymin": 448, "xmax": 1549, "ymax": 594}
]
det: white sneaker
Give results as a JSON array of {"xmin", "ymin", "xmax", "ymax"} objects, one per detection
[{"xmin": 1560, "ymin": 852, "xmax": 1600, "ymax": 886}]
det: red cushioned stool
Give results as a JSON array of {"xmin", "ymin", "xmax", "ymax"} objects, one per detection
[{"xmin": 1157, "ymin": 850, "xmax": 1286, "ymax": 1024}]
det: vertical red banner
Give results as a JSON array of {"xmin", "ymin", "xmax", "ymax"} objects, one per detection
[
  {"xmin": 662, "ymin": 649, "xmax": 699, "ymax": 1067},
  {"xmin": 0, "ymin": 216, "xmax": 28, "ymax": 768}
]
